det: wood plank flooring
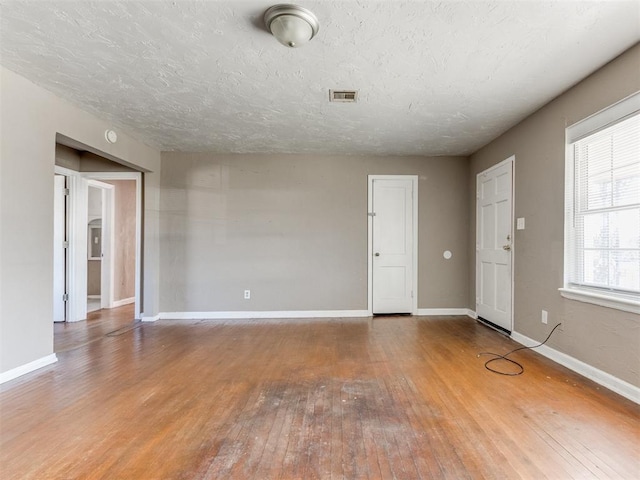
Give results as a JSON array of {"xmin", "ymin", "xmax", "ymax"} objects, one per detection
[
  {"xmin": 1, "ymin": 311, "xmax": 638, "ymax": 479},
  {"xmin": 53, "ymin": 304, "xmax": 138, "ymax": 353}
]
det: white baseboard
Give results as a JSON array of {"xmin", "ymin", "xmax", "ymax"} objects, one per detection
[
  {"xmin": 159, "ymin": 310, "xmax": 371, "ymax": 320},
  {"xmin": 112, "ymin": 297, "xmax": 135, "ymax": 308},
  {"xmin": 417, "ymin": 308, "xmax": 477, "ymax": 317},
  {"xmin": 511, "ymin": 331, "xmax": 640, "ymax": 405},
  {"xmin": 0, "ymin": 354, "xmax": 58, "ymax": 385},
  {"xmin": 154, "ymin": 309, "xmax": 479, "ymax": 321},
  {"xmin": 141, "ymin": 313, "xmax": 160, "ymax": 322}
]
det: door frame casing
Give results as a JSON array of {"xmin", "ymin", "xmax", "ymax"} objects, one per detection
[
  {"xmin": 475, "ymin": 155, "xmax": 515, "ymax": 332},
  {"xmin": 367, "ymin": 174, "xmax": 419, "ymax": 315}
]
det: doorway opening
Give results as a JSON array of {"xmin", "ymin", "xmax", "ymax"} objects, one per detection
[
  {"xmin": 53, "ymin": 145, "xmax": 143, "ymax": 324},
  {"xmin": 86, "ymin": 180, "xmax": 115, "ymax": 313}
]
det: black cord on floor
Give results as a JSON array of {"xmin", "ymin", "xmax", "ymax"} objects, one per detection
[{"xmin": 477, "ymin": 323, "xmax": 562, "ymax": 376}]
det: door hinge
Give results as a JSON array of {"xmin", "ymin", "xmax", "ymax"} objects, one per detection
[
  {"xmin": 63, "ymin": 241, "xmax": 69, "ymax": 248},
  {"xmin": 411, "ymin": 290, "xmax": 414, "ymax": 298},
  {"xmin": 368, "ymin": 212, "xmax": 376, "ymax": 217},
  {"xmin": 63, "ymin": 188, "xmax": 70, "ymax": 196},
  {"xmin": 63, "ymin": 293, "xmax": 69, "ymax": 302}
]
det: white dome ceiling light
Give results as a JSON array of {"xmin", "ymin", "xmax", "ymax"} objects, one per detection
[{"xmin": 264, "ymin": 4, "xmax": 319, "ymax": 48}]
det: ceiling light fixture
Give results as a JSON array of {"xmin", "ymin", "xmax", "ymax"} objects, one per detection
[{"xmin": 264, "ymin": 4, "xmax": 319, "ymax": 48}]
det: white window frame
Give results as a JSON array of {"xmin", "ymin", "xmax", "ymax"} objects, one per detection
[{"xmin": 560, "ymin": 91, "xmax": 640, "ymax": 315}]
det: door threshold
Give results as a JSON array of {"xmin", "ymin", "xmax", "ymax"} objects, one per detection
[{"xmin": 477, "ymin": 316, "xmax": 511, "ymax": 336}]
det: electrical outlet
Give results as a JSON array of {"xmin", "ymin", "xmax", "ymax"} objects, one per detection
[
  {"xmin": 541, "ymin": 309, "xmax": 548, "ymax": 324},
  {"xmin": 244, "ymin": 290, "xmax": 250, "ymax": 300}
]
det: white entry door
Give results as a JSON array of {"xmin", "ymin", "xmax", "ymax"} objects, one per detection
[
  {"xmin": 476, "ymin": 158, "xmax": 513, "ymax": 331},
  {"xmin": 370, "ymin": 176, "xmax": 417, "ymax": 314},
  {"xmin": 53, "ymin": 175, "xmax": 67, "ymax": 322}
]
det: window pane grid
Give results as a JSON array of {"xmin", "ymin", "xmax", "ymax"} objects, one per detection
[{"xmin": 568, "ymin": 111, "xmax": 640, "ymax": 296}]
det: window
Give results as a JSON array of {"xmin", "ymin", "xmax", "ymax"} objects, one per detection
[{"xmin": 562, "ymin": 92, "xmax": 640, "ymax": 314}]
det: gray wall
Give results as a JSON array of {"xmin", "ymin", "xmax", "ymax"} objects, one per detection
[
  {"xmin": 55, "ymin": 146, "xmax": 138, "ymax": 173},
  {"xmin": 55, "ymin": 144, "xmax": 81, "ymax": 171},
  {"xmin": 0, "ymin": 66, "xmax": 161, "ymax": 375},
  {"xmin": 81, "ymin": 152, "xmax": 137, "ymax": 172},
  {"xmin": 160, "ymin": 153, "xmax": 469, "ymax": 313},
  {"xmin": 469, "ymin": 45, "xmax": 640, "ymax": 387}
]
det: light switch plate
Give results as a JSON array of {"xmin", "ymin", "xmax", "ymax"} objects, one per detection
[{"xmin": 517, "ymin": 217, "xmax": 525, "ymax": 230}]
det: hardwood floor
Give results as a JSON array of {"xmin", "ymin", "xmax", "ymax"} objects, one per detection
[
  {"xmin": 53, "ymin": 303, "xmax": 138, "ymax": 353},
  {"xmin": 1, "ymin": 313, "xmax": 638, "ymax": 479}
]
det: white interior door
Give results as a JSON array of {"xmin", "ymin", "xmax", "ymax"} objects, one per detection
[
  {"xmin": 476, "ymin": 159, "xmax": 513, "ymax": 331},
  {"xmin": 53, "ymin": 175, "xmax": 67, "ymax": 322},
  {"xmin": 370, "ymin": 176, "xmax": 416, "ymax": 314}
]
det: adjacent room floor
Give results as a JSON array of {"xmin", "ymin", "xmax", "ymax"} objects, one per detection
[
  {"xmin": 1, "ymin": 309, "xmax": 638, "ymax": 479},
  {"xmin": 86, "ymin": 296, "xmax": 102, "ymax": 314}
]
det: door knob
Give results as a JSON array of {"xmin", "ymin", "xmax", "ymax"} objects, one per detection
[
  {"xmin": 375, "ymin": 252, "xmax": 380, "ymax": 256},
  {"xmin": 502, "ymin": 245, "xmax": 511, "ymax": 251}
]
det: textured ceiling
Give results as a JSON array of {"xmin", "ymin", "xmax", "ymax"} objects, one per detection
[{"xmin": 1, "ymin": 1, "xmax": 639, "ymax": 156}]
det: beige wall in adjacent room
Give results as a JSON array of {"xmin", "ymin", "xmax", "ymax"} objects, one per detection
[
  {"xmin": 0, "ymin": 66, "xmax": 161, "ymax": 376},
  {"xmin": 160, "ymin": 153, "xmax": 469, "ymax": 313},
  {"xmin": 106, "ymin": 180, "xmax": 137, "ymax": 301},
  {"xmin": 468, "ymin": 45, "xmax": 640, "ymax": 387},
  {"xmin": 87, "ymin": 261, "xmax": 101, "ymax": 296}
]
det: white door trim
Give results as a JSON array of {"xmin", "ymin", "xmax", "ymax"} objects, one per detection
[
  {"xmin": 475, "ymin": 155, "xmax": 515, "ymax": 332},
  {"xmin": 367, "ymin": 174, "xmax": 419, "ymax": 315}
]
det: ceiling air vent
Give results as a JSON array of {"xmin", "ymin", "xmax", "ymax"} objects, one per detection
[{"xmin": 330, "ymin": 90, "xmax": 358, "ymax": 103}]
